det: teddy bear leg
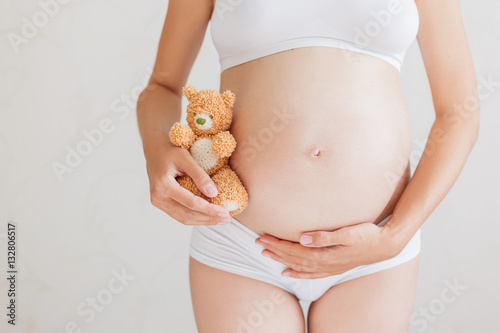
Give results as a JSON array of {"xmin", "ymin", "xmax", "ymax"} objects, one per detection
[
  {"xmin": 209, "ymin": 167, "xmax": 248, "ymax": 216},
  {"xmin": 177, "ymin": 176, "xmax": 207, "ymax": 200}
]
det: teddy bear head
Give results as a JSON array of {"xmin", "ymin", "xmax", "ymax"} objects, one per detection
[{"xmin": 182, "ymin": 85, "xmax": 235, "ymax": 136}]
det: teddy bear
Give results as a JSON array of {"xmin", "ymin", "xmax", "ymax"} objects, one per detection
[{"xmin": 168, "ymin": 84, "xmax": 248, "ymax": 216}]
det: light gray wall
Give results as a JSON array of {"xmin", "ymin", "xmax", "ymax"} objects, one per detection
[{"xmin": 0, "ymin": 1, "xmax": 498, "ymax": 332}]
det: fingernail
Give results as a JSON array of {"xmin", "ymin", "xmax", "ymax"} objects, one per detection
[
  {"xmin": 218, "ymin": 212, "xmax": 231, "ymax": 218},
  {"xmin": 282, "ymin": 271, "xmax": 291, "ymax": 277},
  {"xmin": 299, "ymin": 234, "xmax": 312, "ymax": 245},
  {"xmin": 262, "ymin": 251, "xmax": 271, "ymax": 258},
  {"xmin": 259, "ymin": 237, "xmax": 269, "ymax": 244},
  {"xmin": 205, "ymin": 184, "xmax": 217, "ymax": 194},
  {"xmin": 217, "ymin": 221, "xmax": 230, "ymax": 225}
]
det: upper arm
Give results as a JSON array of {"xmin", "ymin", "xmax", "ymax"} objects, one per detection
[
  {"xmin": 149, "ymin": 0, "xmax": 215, "ymax": 95},
  {"xmin": 415, "ymin": 0, "xmax": 479, "ymax": 118}
]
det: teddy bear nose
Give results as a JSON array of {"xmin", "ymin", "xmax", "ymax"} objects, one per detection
[{"xmin": 196, "ymin": 118, "xmax": 206, "ymax": 125}]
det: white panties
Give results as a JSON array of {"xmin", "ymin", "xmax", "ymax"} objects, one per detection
[{"xmin": 189, "ymin": 214, "xmax": 421, "ymax": 302}]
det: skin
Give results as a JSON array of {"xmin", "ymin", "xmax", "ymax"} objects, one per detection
[
  {"xmin": 222, "ymin": 46, "xmax": 411, "ymax": 241},
  {"xmin": 137, "ymin": 0, "xmax": 479, "ymax": 331},
  {"xmin": 256, "ymin": 0, "xmax": 480, "ymax": 280}
]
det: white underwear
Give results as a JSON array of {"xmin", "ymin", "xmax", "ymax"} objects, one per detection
[{"xmin": 189, "ymin": 214, "xmax": 421, "ymax": 302}]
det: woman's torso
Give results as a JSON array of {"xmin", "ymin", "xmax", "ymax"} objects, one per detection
[{"xmin": 211, "ymin": 0, "xmax": 418, "ymax": 241}]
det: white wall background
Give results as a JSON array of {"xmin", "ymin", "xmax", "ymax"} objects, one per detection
[{"xmin": 0, "ymin": 0, "xmax": 498, "ymax": 332}]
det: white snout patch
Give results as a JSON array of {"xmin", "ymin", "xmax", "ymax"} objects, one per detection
[
  {"xmin": 189, "ymin": 138, "xmax": 219, "ymax": 171},
  {"xmin": 194, "ymin": 113, "xmax": 213, "ymax": 130}
]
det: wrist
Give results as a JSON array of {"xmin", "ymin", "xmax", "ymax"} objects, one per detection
[
  {"xmin": 142, "ymin": 130, "xmax": 175, "ymax": 160},
  {"xmin": 380, "ymin": 219, "xmax": 413, "ymax": 258}
]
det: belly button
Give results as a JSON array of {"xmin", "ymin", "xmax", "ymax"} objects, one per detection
[{"xmin": 306, "ymin": 145, "xmax": 322, "ymax": 159}]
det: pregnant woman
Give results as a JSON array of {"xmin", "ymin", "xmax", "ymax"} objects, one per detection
[{"xmin": 137, "ymin": 0, "xmax": 479, "ymax": 331}]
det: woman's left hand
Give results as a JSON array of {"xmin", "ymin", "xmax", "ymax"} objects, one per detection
[{"xmin": 255, "ymin": 222, "xmax": 402, "ymax": 279}]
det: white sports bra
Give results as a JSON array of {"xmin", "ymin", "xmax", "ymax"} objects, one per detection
[{"xmin": 210, "ymin": 0, "xmax": 419, "ymax": 73}]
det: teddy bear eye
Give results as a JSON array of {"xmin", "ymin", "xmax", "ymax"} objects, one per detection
[{"xmin": 209, "ymin": 115, "xmax": 213, "ymax": 119}]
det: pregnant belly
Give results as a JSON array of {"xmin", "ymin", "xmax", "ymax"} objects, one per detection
[{"xmin": 220, "ymin": 47, "xmax": 413, "ymax": 242}]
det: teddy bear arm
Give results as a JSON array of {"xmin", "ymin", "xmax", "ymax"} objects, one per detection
[
  {"xmin": 169, "ymin": 123, "xmax": 196, "ymax": 149},
  {"xmin": 212, "ymin": 131, "xmax": 237, "ymax": 157}
]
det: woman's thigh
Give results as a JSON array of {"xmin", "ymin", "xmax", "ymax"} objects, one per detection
[
  {"xmin": 308, "ymin": 254, "xmax": 420, "ymax": 333},
  {"xmin": 189, "ymin": 256, "xmax": 306, "ymax": 333}
]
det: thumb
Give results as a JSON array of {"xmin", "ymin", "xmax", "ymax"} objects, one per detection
[
  {"xmin": 299, "ymin": 229, "xmax": 346, "ymax": 247},
  {"xmin": 182, "ymin": 157, "xmax": 218, "ymax": 198}
]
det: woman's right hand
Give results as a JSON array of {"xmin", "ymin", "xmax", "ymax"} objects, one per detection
[{"xmin": 146, "ymin": 136, "xmax": 233, "ymax": 225}]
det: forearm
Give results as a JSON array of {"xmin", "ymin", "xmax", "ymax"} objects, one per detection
[
  {"xmin": 136, "ymin": 82, "xmax": 182, "ymax": 159},
  {"xmin": 384, "ymin": 112, "xmax": 480, "ymax": 250}
]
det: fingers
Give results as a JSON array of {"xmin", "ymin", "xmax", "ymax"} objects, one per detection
[
  {"xmin": 180, "ymin": 153, "xmax": 219, "ymax": 198},
  {"xmin": 147, "ymin": 144, "xmax": 232, "ymax": 225},
  {"xmin": 256, "ymin": 237, "xmax": 315, "ymax": 270},
  {"xmin": 162, "ymin": 174, "xmax": 229, "ymax": 216},
  {"xmin": 299, "ymin": 229, "xmax": 348, "ymax": 247},
  {"xmin": 259, "ymin": 248, "xmax": 296, "ymax": 269},
  {"xmin": 256, "ymin": 234, "xmax": 344, "ymax": 274},
  {"xmin": 256, "ymin": 237, "xmax": 305, "ymax": 260},
  {"xmin": 259, "ymin": 241, "xmax": 346, "ymax": 277},
  {"xmin": 151, "ymin": 175, "xmax": 232, "ymax": 225},
  {"xmin": 153, "ymin": 196, "xmax": 232, "ymax": 226},
  {"xmin": 259, "ymin": 246, "xmax": 316, "ymax": 273}
]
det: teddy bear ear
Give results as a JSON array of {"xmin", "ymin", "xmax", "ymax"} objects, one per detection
[
  {"xmin": 182, "ymin": 85, "xmax": 198, "ymax": 101},
  {"xmin": 221, "ymin": 90, "xmax": 236, "ymax": 108}
]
